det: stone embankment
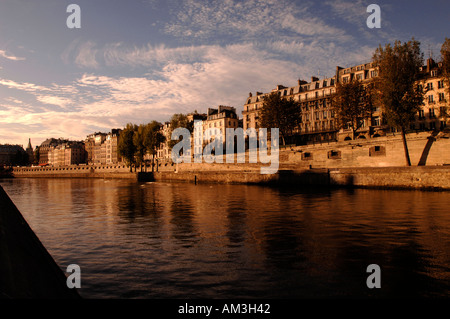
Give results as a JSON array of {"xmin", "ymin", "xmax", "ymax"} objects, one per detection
[
  {"xmin": 0, "ymin": 185, "xmax": 81, "ymax": 298},
  {"xmin": 7, "ymin": 131, "xmax": 450, "ymax": 190}
]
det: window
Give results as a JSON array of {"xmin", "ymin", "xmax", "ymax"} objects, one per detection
[
  {"xmin": 431, "ymin": 70, "xmax": 438, "ymax": 77},
  {"xmin": 441, "ymin": 121, "xmax": 447, "ymax": 129},
  {"xmin": 343, "ymin": 76, "xmax": 350, "ymax": 83},
  {"xmin": 301, "ymin": 152, "xmax": 313, "ymax": 160},
  {"xmin": 370, "ymin": 70, "xmax": 378, "ymax": 78},
  {"xmin": 315, "ymin": 112, "xmax": 320, "ymax": 120},
  {"xmin": 369, "ymin": 146, "xmax": 386, "ymax": 157},
  {"xmin": 430, "ymin": 122, "xmax": 436, "ymax": 130},
  {"xmin": 428, "ymin": 95, "xmax": 434, "ymax": 103},
  {"xmin": 328, "ymin": 150, "xmax": 341, "ymax": 159},
  {"xmin": 356, "ymin": 73, "xmax": 363, "ymax": 81},
  {"xmin": 427, "ymin": 82, "xmax": 434, "ymax": 90},
  {"xmin": 439, "ymin": 93, "xmax": 445, "ymax": 102},
  {"xmin": 419, "ymin": 109, "xmax": 425, "ymax": 119},
  {"xmin": 429, "ymin": 108, "xmax": 436, "ymax": 118},
  {"xmin": 438, "ymin": 80, "xmax": 445, "ymax": 89},
  {"xmin": 323, "ymin": 111, "xmax": 327, "ymax": 119},
  {"xmin": 373, "ymin": 117, "xmax": 381, "ymax": 126}
]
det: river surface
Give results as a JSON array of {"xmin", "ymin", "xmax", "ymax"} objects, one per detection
[{"xmin": 1, "ymin": 178, "xmax": 449, "ymax": 299}]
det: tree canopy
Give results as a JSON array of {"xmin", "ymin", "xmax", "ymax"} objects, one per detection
[
  {"xmin": 372, "ymin": 39, "xmax": 425, "ymax": 166},
  {"xmin": 118, "ymin": 123, "xmax": 137, "ymax": 171},
  {"xmin": 168, "ymin": 113, "xmax": 193, "ymax": 149},
  {"xmin": 332, "ymin": 79, "xmax": 373, "ymax": 140},
  {"xmin": 441, "ymin": 38, "xmax": 450, "ymax": 118},
  {"xmin": 259, "ymin": 92, "xmax": 302, "ymax": 145}
]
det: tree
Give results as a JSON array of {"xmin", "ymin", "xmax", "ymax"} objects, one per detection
[
  {"xmin": 133, "ymin": 124, "xmax": 147, "ymax": 171},
  {"xmin": 332, "ymin": 79, "xmax": 374, "ymax": 140},
  {"xmin": 34, "ymin": 146, "xmax": 40, "ymax": 165},
  {"xmin": 372, "ymin": 39, "xmax": 425, "ymax": 166},
  {"xmin": 144, "ymin": 121, "xmax": 165, "ymax": 172},
  {"xmin": 259, "ymin": 92, "xmax": 302, "ymax": 145},
  {"xmin": 118, "ymin": 123, "xmax": 137, "ymax": 172},
  {"xmin": 168, "ymin": 113, "xmax": 193, "ymax": 149},
  {"xmin": 440, "ymin": 37, "xmax": 450, "ymax": 119}
]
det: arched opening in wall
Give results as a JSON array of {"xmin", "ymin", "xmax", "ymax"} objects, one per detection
[
  {"xmin": 344, "ymin": 136, "xmax": 352, "ymax": 141},
  {"xmin": 373, "ymin": 134, "xmax": 381, "ymax": 138},
  {"xmin": 357, "ymin": 135, "xmax": 366, "ymax": 139}
]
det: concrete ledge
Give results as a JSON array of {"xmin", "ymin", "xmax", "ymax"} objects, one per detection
[{"xmin": 0, "ymin": 185, "xmax": 81, "ymax": 298}]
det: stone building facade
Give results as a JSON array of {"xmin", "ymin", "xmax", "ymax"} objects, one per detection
[
  {"xmin": 243, "ymin": 58, "xmax": 449, "ymax": 145},
  {"xmin": 48, "ymin": 142, "xmax": 86, "ymax": 166}
]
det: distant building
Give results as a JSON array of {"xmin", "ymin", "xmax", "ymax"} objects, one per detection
[
  {"xmin": 0, "ymin": 144, "xmax": 27, "ymax": 166},
  {"xmin": 105, "ymin": 129, "xmax": 122, "ymax": 164},
  {"xmin": 203, "ymin": 106, "xmax": 240, "ymax": 146},
  {"xmin": 156, "ymin": 122, "xmax": 173, "ymax": 161},
  {"xmin": 25, "ymin": 138, "xmax": 34, "ymax": 163},
  {"xmin": 85, "ymin": 129, "xmax": 122, "ymax": 165},
  {"xmin": 48, "ymin": 142, "xmax": 86, "ymax": 166},
  {"xmin": 39, "ymin": 138, "xmax": 68, "ymax": 165}
]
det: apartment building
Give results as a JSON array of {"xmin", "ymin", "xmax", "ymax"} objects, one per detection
[
  {"xmin": 243, "ymin": 58, "xmax": 448, "ymax": 144},
  {"xmin": 48, "ymin": 142, "xmax": 86, "ymax": 166},
  {"xmin": 413, "ymin": 58, "xmax": 448, "ymax": 132}
]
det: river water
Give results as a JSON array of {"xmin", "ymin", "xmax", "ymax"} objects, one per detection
[{"xmin": 1, "ymin": 178, "xmax": 449, "ymax": 299}]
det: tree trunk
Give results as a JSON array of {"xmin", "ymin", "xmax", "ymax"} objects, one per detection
[
  {"xmin": 152, "ymin": 153, "xmax": 155, "ymax": 173},
  {"xmin": 401, "ymin": 127, "xmax": 412, "ymax": 166}
]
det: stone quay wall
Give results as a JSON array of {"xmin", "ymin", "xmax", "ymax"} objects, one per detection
[{"xmin": 8, "ymin": 131, "xmax": 450, "ymax": 190}]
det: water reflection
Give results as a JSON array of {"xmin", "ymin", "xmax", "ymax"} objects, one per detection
[{"xmin": 0, "ymin": 178, "xmax": 449, "ymax": 298}]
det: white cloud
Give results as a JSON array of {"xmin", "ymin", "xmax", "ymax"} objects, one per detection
[
  {"xmin": 0, "ymin": 49, "xmax": 25, "ymax": 61},
  {"xmin": 164, "ymin": 0, "xmax": 349, "ymax": 42},
  {"xmin": 74, "ymin": 41, "xmax": 99, "ymax": 69}
]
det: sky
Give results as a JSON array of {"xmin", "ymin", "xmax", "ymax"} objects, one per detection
[{"xmin": 0, "ymin": 0, "xmax": 449, "ymax": 148}]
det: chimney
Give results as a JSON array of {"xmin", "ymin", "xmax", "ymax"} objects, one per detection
[{"xmin": 427, "ymin": 58, "xmax": 435, "ymax": 73}]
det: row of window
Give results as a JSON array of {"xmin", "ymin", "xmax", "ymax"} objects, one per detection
[{"xmin": 410, "ymin": 121, "xmax": 447, "ymax": 130}]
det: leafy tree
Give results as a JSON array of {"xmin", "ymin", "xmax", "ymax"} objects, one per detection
[
  {"xmin": 133, "ymin": 124, "xmax": 147, "ymax": 171},
  {"xmin": 118, "ymin": 123, "xmax": 137, "ymax": 172},
  {"xmin": 259, "ymin": 92, "xmax": 302, "ymax": 145},
  {"xmin": 440, "ymin": 37, "xmax": 450, "ymax": 118},
  {"xmin": 144, "ymin": 121, "xmax": 165, "ymax": 172},
  {"xmin": 33, "ymin": 146, "xmax": 40, "ymax": 165},
  {"xmin": 372, "ymin": 39, "xmax": 425, "ymax": 166},
  {"xmin": 168, "ymin": 113, "xmax": 193, "ymax": 149},
  {"xmin": 332, "ymin": 79, "xmax": 374, "ymax": 140}
]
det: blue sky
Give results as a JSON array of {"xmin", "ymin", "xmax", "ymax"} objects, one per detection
[{"xmin": 0, "ymin": 0, "xmax": 449, "ymax": 147}]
